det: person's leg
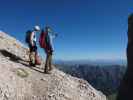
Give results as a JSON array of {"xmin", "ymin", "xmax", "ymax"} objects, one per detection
[
  {"xmin": 29, "ymin": 52, "xmax": 32, "ymax": 64},
  {"xmin": 29, "ymin": 45, "xmax": 33, "ymax": 65},
  {"xmin": 31, "ymin": 44, "xmax": 37, "ymax": 66},
  {"xmin": 31, "ymin": 51, "xmax": 36, "ymax": 66},
  {"xmin": 49, "ymin": 54, "xmax": 53, "ymax": 71},
  {"xmin": 44, "ymin": 53, "xmax": 49, "ymax": 73},
  {"xmin": 34, "ymin": 45, "xmax": 38, "ymax": 65}
]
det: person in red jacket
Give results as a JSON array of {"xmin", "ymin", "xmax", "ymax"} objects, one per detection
[{"xmin": 43, "ymin": 26, "xmax": 57, "ymax": 74}]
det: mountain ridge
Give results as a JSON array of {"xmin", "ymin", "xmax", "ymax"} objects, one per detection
[
  {"xmin": 54, "ymin": 59, "xmax": 127, "ymax": 66},
  {"xmin": 0, "ymin": 31, "xmax": 107, "ymax": 100}
]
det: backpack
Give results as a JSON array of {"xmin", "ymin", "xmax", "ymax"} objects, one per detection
[
  {"xmin": 25, "ymin": 30, "xmax": 32, "ymax": 43},
  {"xmin": 35, "ymin": 53, "xmax": 41, "ymax": 65},
  {"xmin": 39, "ymin": 30, "xmax": 48, "ymax": 48}
]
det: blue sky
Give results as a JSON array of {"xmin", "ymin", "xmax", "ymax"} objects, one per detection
[{"xmin": 0, "ymin": 0, "xmax": 132, "ymax": 60}]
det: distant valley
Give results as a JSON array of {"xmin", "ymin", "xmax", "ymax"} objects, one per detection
[{"xmin": 55, "ymin": 60, "xmax": 126, "ymax": 96}]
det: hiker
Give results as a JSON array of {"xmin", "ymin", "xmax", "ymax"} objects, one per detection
[
  {"xmin": 39, "ymin": 26, "xmax": 57, "ymax": 73},
  {"xmin": 25, "ymin": 25, "xmax": 41, "ymax": 66}
]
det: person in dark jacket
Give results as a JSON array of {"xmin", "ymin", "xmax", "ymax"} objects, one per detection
[
  {"xmin": 27, "ymin": 25, "xmax": 40, "ymax": 66},
  {"xmin": 44, "ymin": 26, "xmax": 57, "ymax": 73}
]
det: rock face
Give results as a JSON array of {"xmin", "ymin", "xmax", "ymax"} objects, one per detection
[
  {"xmin": 0, "ymin": 31, "xmax": 107, "ymax": 100},
  {"xmin": 117, "ymin": 14, "xmax": 133, "ymax": 100}
]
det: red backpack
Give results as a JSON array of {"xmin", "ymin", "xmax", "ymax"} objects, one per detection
[{"xmin": 39, "ymin": 30, "xmax": 48, "ymax": 48}]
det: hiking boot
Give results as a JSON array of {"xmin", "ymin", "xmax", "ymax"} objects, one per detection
[
  {"xmin": 29, "ymin": 62, "xmax": 36, "ymax": 67},
  {"xmin": 32, "ymin": 64, "xmax": 36, "ymax": 67},
  {"xmin": 44, "ymin": 68, "xmax": 51, "ymax": 74},
  {"xmin": 44, "ymin": 71, "xmax": 52, "ymax": 74},
  {"xmin": 49, "ymin": 66, "xmax": 54, "ymax": 71}
]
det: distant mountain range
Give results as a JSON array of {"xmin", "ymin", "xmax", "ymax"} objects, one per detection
[
  {"xmin": 54, "ymin": 59, "xmax": 127, "ymax": 96},
  {"xmin": 56, "ymin": 64, "xmax": 126, "ymax": 96},
  {"xmin": 54, "ymin": 59, "xmax": 127, "ymax": 66}
]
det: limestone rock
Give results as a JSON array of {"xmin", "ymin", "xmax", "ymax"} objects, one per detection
[{"xmin": 0, "ymin": 31, "xmax": 107, "ymax": 100}]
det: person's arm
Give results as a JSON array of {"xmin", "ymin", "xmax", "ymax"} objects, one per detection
[
  {"xmin": 30, "ymin": 32, "xmax": 34, "ymax": 46},
  {"xmin": 48, "ymin": 28, "xmax": 58, "ymax": 38},
  {"xmin": 50, "ymin": 32, "xmax": 58, "ymax": 39}
]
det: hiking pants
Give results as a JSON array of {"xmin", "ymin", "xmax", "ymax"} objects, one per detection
[
  {"xmin": 44, "ymin": 53, "xmax": 53, "ymax": 72},
  {"xmin": 29, "ymin": 43, "xmax": 37, "ymax": 64}
]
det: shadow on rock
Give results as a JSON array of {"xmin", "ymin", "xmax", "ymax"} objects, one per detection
[
  {"xmin": 0, "ymin": 49, "xmax": 30, "ymax": 67},
  {"xmin": 0, "ymin": 49, "xmax": 25, "ymax": 62},
  {"xmin": 0, "ymin": 49, "xmax": 45, "ymax": 73}
]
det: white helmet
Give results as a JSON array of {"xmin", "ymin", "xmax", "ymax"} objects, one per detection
[{"xmin": 34, "ymin": 25, "xmax": 40, "ymax": 31}]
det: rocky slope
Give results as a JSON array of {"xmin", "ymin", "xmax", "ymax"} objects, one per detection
[
  {"xmin": 0, "ymin": 31, "xmax": 107, "ymax": 100},
  {"xmin": 56, "ymin": 64, "xmax": 126, "ymax": 95}
]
